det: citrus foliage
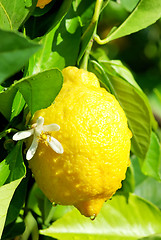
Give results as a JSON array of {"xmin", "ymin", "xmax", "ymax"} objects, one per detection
[{"xmin": 0, "ymin": 0, "xmax": 161, "ymax": 239}]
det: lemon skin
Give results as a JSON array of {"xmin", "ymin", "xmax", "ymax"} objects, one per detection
[{"xmin": 28, "ymin": 67, "xmax": 132, "ymax": 217}]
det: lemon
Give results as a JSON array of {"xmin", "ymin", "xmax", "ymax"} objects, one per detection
[
  {"xmin": 36, "ymin": 0, "xmax": 52, "ymax": 8},
  {"xmin": 28, "ymin": 66, "xmax": 132, "ymax": 217}
]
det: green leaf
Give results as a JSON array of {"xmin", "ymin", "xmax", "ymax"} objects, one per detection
[
  {"xmin": 140, "ymin": 235, "xmax": 161, "ymax": 240},
  {"xmin": 120, "ymin": 0, "xmax": 140, "ymax": 12},
  {"xmin": 10, "ymin": 91, "xmax": 25, "ymax": 121},
  {"xmin": 141, "ymin": 132, "xmax": 161, "ymax": 180},
  {"xmin": 28, "ymin": 5, "xmax": 81, "ymax": 74},
  {"xmin": 5, "ymin": 141, "xmax": 26, "ymax": 183},
  {"xmin": 0, "ymin": 160, "xmax": 10, "ymax": 187},
  {"xmin": 117, "ymin": 165, "xmax": 135, "ymax": 195},
  {"xmin": 0, "ymin": 69, "xmax": 63, "ymax": 119},
  {"xmin": 0, "ymin": 0, "xmax": 37, "ymax": 31},
  {"xmin": 0, "ymin": 142, "xmax": 25, "ymax": 187},
  {"xmin": 89, "ymin": 60, "xmax": 151, "ymax": 159},
  {"xmin": 5, "ymin": 176, "xmax": 28, "ymax": 225},
  {"xmin": 40, "ymin": 194, "xmax": 161, "ymax": 240},
  {"xmin": 25, "ymin": 0, "xmax": 72, "ymax": 39},
  {"xmin": 0, "ymin": 178, "xmax": 23, "ymax": 239},
  {"xmin": 2, "ymin": 219, "xmax": 25, "ymax": 240},
  {"xmin": 132, "ymin": 156, "xmax": 161, "ymax": 209},
  {"xmin": 17, "ymin": 69, "xmax": 63, "ymax": 115},
  {"xmin": 0, "ymin": 30, "xmax": 41, "ymax": 85},
  {"xmin": 0, "ymin": 87, "xmax": 17, "ymax": 120},
  {"xmin": 102, "ymin": 0, "xmax": 161, "ymax": 42},
  {"xmin": 76, "ymin": 0, "xmax": 96, "ymax": 63},
  {"xmin": 101, "ymin": 60, "xmax": 157, "ymax": 129}
]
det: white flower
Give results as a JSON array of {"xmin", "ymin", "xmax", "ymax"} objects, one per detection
[{"xmin": 13, "ymin": 116, "xmax": 64, "ymax": 160}]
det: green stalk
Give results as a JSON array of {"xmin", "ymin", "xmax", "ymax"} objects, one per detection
[{"xmin": 80, "ymin": 0, "xmax": 104, "ymax": 70}]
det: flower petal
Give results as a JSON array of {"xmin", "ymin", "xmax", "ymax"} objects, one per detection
[
  {"xmin": 43, "ymin": 124, "xmax": 60, "ymax": 132},
  {"xmin": 47, "ymin": 136, "xmax": 64, "ymax": 154},
  {"xmin": 36, "ymin": 116, "xmax": 44, "ymax": 126},
  {"xmin": 26, "ymin": 135, "xmax": 38, "ymax": 160},
  {"xmin": 13, "ymin": 129, "xmax": 34, "ymax": 141},
  {"xmin": 35, "ymin": 116, "xmax": 44, "ymax": 136}
]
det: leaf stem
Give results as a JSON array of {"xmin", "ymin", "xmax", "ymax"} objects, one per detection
[
  {"xmin": 80, "ymin": 40, "xmax": 93, "ymax": 70},
  {"xmin": 81, "ymin": 0, "xmax": 103, "ymax": 41},
  {"xmin": 94, "ymin": 34, "xmax": 110, "ymax": 45},
  {"xmin": 80, "ymin": 0, "xmax": 104, "ymax": 70}
]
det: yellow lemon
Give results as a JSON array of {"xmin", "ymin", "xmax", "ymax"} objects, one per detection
[
  {"xmin": 36, "ymin": 0, "xmax": 52, "ymax": 8},
  {"xmin": 28, "ymin": 66, "xmax": 132, "ymax": 217}
]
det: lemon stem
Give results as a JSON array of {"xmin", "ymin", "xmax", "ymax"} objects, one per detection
[{"xmin": 80, "ymin": 0, "xmax": 104, "ymax": 70}]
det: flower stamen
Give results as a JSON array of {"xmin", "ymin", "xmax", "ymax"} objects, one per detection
[{"xmin": 13, "ymin": 116, "xmax": 63, "ymax": 160}]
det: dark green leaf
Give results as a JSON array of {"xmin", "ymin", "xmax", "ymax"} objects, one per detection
[
  {"xmin": 2, "ymin": 220, "xmax": 25, "ymax": 240},
  {"xmin": 0, "ymin": 0, "xmax": 37, "ymax": 31},
  {"xmin": 117, "ymin": 165, "xmax": 135, "ymax": 195},
  {"xmin": 0, "ymin": 87, "xmax": 17, "ymax": 120},
  {"xmin": 40, "ymin": 194, "xmax": 161, "ymax": 240},
  {"xmin": 5, "ymin": 176, "xmax": 28, "ymax": 225},
  {"xmin": 74, "ymin": 0, "xmax": 96, "ymax": 63},
  {"xmin": 28, "ymin": 5, "xmax": 81, "ymax": 73},
  {"xmin": 0, "ymin": 178, "xmax": 23, "ymax": 238},
  {"xmin": 10, "ymin": 91, "xmax": 25, "ymax": 121},
  {"xmin": 25, "ymin": 0, "xmax": 72, "ymax": 38},
  {"xmin": 0, "ymin": 30, "xmax": 41, "ymax": 85},
  {"xmin": 17, "ymin": 69, "xmax": 63, "ymax": 115},
  {"xmin": 5, "ymin": 141, "xmax": 26, "ymax": 182},
  {"xmin": 89, "ymin": 60, "xmax": 151, "ymax": 159},
  {"xmin": 101, "ymin": 0, "xmax": 161, "ymax": 42},
  {"xmin": 141, "ymin": 132, "xmax": 161, "ymax": 180},
  {"xmin": 0, "ymin": 69, "xmax": 63, "ymax": 119},
  {"xmin": 140, "ymin": 234, "xmax": 161, "ymax": 240}
]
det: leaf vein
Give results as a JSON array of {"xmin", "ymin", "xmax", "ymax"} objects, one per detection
[{"xmin": 0, "ymin": 1, "xmax": 13, "ymax": 29}]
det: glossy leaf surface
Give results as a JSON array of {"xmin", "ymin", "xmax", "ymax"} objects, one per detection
[
  {"xmin": 0, "ymin": 30, "xmax": 41, "ymax": 85},
  {"xmin": 0, "ymin": 0, "xmax": 36, "ymax": 31},
  {"xmin": 0, "ymin": 178, "xmax": 22, "ymax": 239},
  {"xmin": 0, "ymin": 69, "xmax": 63, "ymax": 119},
  {"xmin": 41, "ymin": 194, "xmax": 161, "ymax": 240},
  {"xmin": 102, "ymin": 0, "xmax": 161, "ymax": 42}
]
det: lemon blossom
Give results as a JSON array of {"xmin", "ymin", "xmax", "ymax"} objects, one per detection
[{"xmin": 13, "ymin": 116, "xmax": 63, "ymax": 160}]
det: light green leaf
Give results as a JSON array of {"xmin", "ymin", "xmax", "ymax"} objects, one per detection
[
  {"xmin": 101, "ymin": 0, "xmax": 161, "ymax": 43},
  {"xmin": 101, "ymin": 60, "xmax": 157, "ymax": 129},
  {"xmin": 28, "ymin": 6, "xmax": 81, "ymax": 74},
  {"xmin": 40, "ymin": 194, "xmax": 161, "ymax": 240},
  {"xmin": 120, "ymin": 0, "xmax": 140, "ymax": 12},
  {"xmin": 89, "ymin": 60, "xmax": 151, "ymax": 159},
  {"xmin": 17, "ymin": 69, "xmax": 63, "ymax": 115},
  {"xmin": 0, "ymin": 30, "xmax": 41, "ymax": 85},
  {"xmin": 0, "ymin": 0, "xmax": 36, "ymax": 30},
  {"xmin": 0, "ymin": 160, "xmax": 10, "ymax": 187},
  {"xmin": 141, "ymin": 132, "xmax": 161, "ymax": 180},
  {"xmin": 0, "ymin": 178, "xmax": 22, "ymax": 239},
  {"xmin": 132, "ymin": 156, "xmax": 161, "ymax": 209}
]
